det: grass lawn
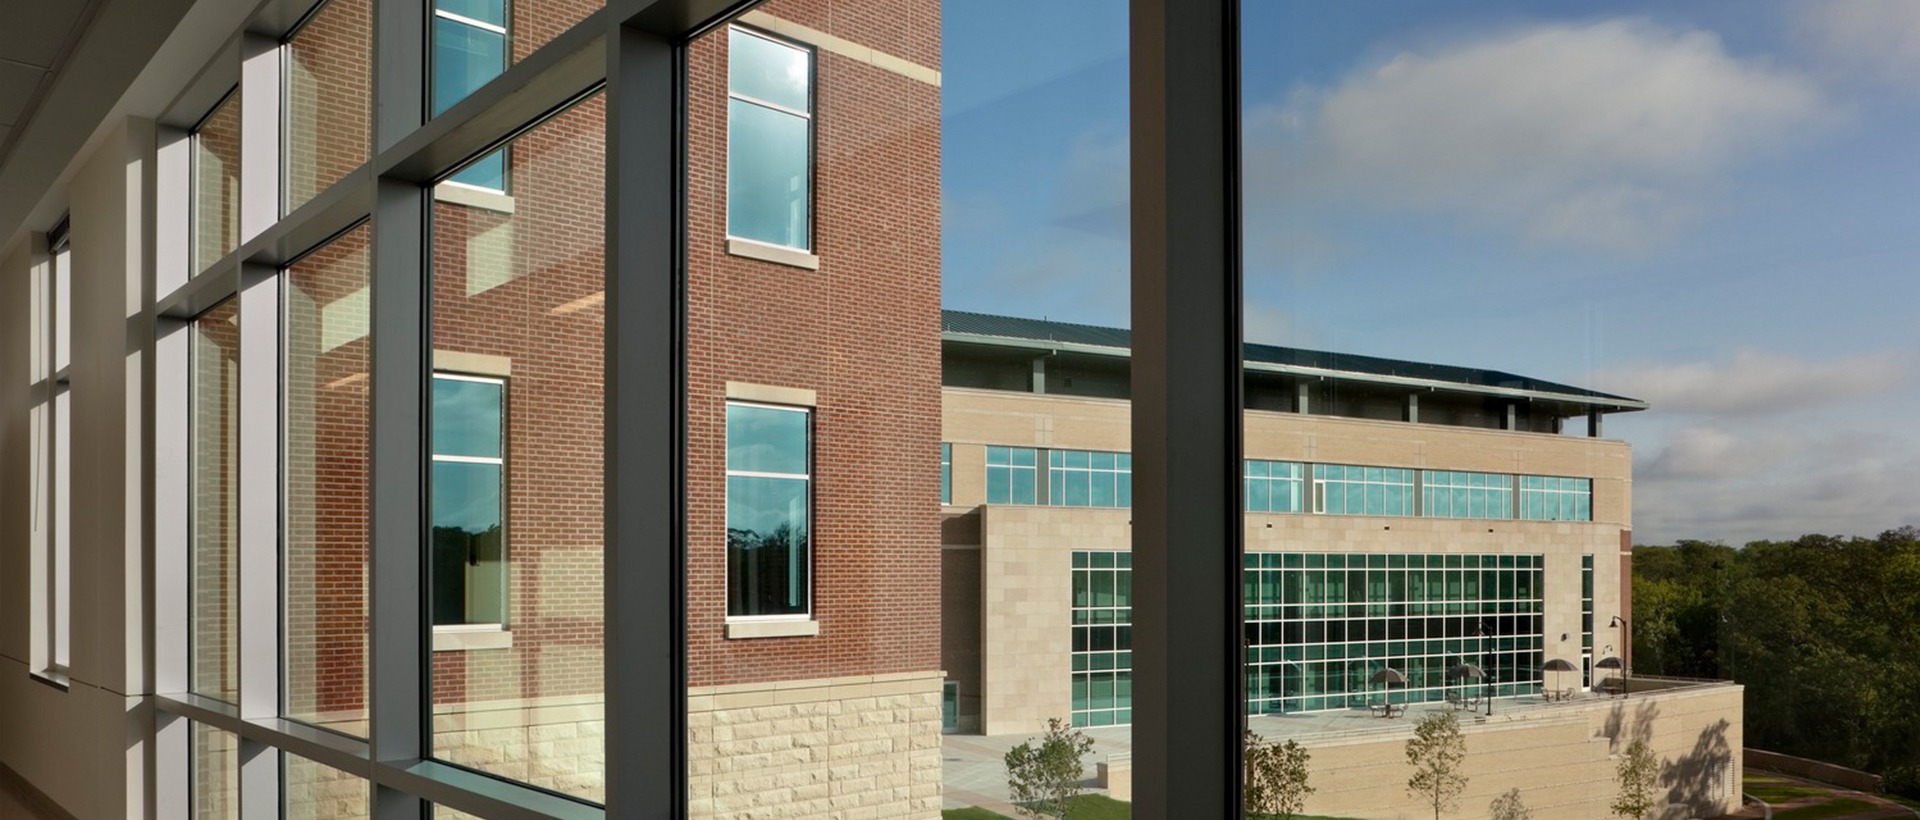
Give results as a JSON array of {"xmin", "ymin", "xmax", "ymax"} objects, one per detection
[
  {"xmin": 1745, "ymin": 773, "xmax": 1835, "ymax": 804},
  {"xmin": 943, "ymin": 797, "xmax": 1356, "ymax": 819},
  {"xmin": 1771, "ymin": 798, "xmax": 1878, "ymax": 819}
]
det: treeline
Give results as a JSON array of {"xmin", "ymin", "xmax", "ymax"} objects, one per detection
[{"xmin": 1633, "ymin": 528, "xmax": 1920, "ymax": 787}]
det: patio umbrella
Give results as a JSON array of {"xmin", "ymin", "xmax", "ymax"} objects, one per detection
[
  {"xmin": 1445, "ymin": 663, "xmax": 1484, "ymax": 680},
  {"xmin": 1370, "ymin": 667, "xmax": 1408, "ymax": 685},
  {"xmin": 1543, "ymin": 658, "xmax": 1577, "ymax": 699},
  {"xmin": 1595, "ymin": 656, "xmax": 1623, "ymax": 670}
]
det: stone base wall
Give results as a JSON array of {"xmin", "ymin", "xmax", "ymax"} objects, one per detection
[
  {"xmin": 689, "ymin": 671, "xmax": 945, "ymax": 819},
  {"xmin": 1288, "ymin": 683, "xmax": 1743, "ymax": 820}
]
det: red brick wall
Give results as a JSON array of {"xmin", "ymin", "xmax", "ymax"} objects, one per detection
[
  {"xmin": 684, "ymin": 0, "xmax": 943, "ymax": 687},
  {"xmin": 292, "ymin": 0, "xmax": 942, "ymax": 716},
  {"xmin": 285, "ymin": 0, "xmax": 372, "ymax": 211}
]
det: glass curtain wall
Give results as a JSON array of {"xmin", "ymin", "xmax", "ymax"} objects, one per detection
[{"xmin": 427, "ymin": 93, "xmax": 606, "ymax": 801}]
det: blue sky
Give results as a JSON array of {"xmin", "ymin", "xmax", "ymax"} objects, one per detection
[{"xmin": 941, "ymin": 0, "xmax": 1920, "ymax": 545}]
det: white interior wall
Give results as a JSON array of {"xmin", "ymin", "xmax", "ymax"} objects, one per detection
[{"xmin": 0, "ymin": 119, "xmax": 152, "ymax": 820}]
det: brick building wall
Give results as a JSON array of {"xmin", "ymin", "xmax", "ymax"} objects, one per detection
[
  {"xmin": 283, "ymin": 0, "xmax": 943, "ymax": 811},
  {"xmin": 684, "ymin": 0, "xmax": 943, "ymax": 690}
]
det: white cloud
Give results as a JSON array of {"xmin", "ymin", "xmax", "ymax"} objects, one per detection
[
  {"xmin": 1247, "ymin": 19, "xmax": 1829, "ymax": 250},
  {"xmin": 1595, "ymin": 349, "xmax": 1909, "ymax": 417},
  {"xmin": 1796, "ymin": 0, "xmax": 1920, "ymax": 85},
  {"xmin": 1633, "ymin": 429, "xmax": 1920, "ymax": 544},
  {"xmin": 1638, "ymin": 426, "xmax": 1809, "ymax": 481}
]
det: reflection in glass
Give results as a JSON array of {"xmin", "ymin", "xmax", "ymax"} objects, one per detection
[
  {"xmin": 284, "ymin": 752, "xmax": 369, "ymax": 819},
  {"xmin": 191, "ymin": 298, "xmax": 240, "ymax": 704},
  {"xmin": 725, "ymin": 403, "xmax": 810, "ymax": 618},
  {"xmin": 192, "ymin": 92, "xmax": 241, "ymax": 274},
  {"xmin": 428, "ymin": 94, "xmax": 603, "ymax": 799},
  {"xmin": 192, "ymin": 723, "xmax": 239, "ymax": 819},
  {"xmin": 726, "ymin": 98, "xmax": 810, "ymax": 248},
  {"xmin": 284, "ymin": 0, "xmax": 371, "ymax": 213},
  {"xmin": 284, "ymin": 225, "xmax": 371, "ymax": 734}
]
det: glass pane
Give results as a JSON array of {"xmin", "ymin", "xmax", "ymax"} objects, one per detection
[
  {"xmin": 432, "ymin": 17, "xmax": 506, "ymax": 116},
  {"xmin": 284, "ymin": 225, "xmax": 371, "ymax": 734},
  {"xmin": 191, "ymin": 298, "xmax": 240, "ymax": 703},
  {"xmin": 726, "ymin": 474, "xmax": 810, "ymax": 616},
  {"xmin": 726, "ymin": 403, "xmax": 809, "ymax": 474},
  {"xmin": 429, "ymin": 95, "xmax": 604, "ymax": 798},
  {"xmin": 446, "ymin": 148, "xmax": 507, "ymax": 191},
  {"xmin": 284, "ymin": 0, "xmax": 372, "ymax": 213},
  {"xmin": 192, "ymin": 92, "xmax": 241, "ymax": 274},
  {"xmin": 192, "ymin": 723, "xmax": 239, "ymax": 819},
  {"xmin": 284, "ymin": 752, "xmax": 370, "ymax": 819},
  {"xmin": 726, "ymin": 98, "xmax": 810, "ymax": 248},
  {"xmin": 437, "ymin": 0, "xmax": 504, "ymax": 27},
  {"xmin": 431, "ymin": 461, "xmax": 505, "ymax": 625},
  {"xmin": 431, "ymin": 377, "xmax": 503, "ymax": 458},
  {"xmin": 730, "ymin": 28, "xmax": 810, "ymax": 112}
]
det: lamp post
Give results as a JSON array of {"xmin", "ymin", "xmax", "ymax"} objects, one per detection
[{"xmin": 1610, "ymin": 616, "xmax": 1630, "ymax": 697}]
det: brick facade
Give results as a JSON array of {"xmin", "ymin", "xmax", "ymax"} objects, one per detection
[{"xmin": 283, "ymin": 0, "xmax": 943, "ymax": 812}]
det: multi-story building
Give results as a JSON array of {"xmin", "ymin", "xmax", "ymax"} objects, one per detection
[
  {"xmin": 0, "ymin": 0, "xmax": 940, "ymax": 817},
  {"xmin": 937, "ymin": 310, "xmax": 1745, "ymax": 818}
]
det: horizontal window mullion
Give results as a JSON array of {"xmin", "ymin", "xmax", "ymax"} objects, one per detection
[
  {"xmin": 433, "ymin": 9, "xmax": 508, "ymax": 34},
  {"xmin": 724, "ymin": 469, "xmax": 809, "ymax": 480},
  {"xmin": 431, "ymin": 454, "xmax": 505, "ymax": 465},
  {"xmin": 727, "ymin": 92, "xmax": 811, "ymax": 120}
]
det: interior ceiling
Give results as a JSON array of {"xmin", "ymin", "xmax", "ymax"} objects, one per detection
[{"xmin": 0, "ymin": 0, "xmax": 106, "ymax": 171}]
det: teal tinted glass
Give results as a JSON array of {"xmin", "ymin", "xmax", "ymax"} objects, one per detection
[
  {"xmin": 726, "ymin": 475, "xmax": 810, "ymax": 616},
  {"xmin": 726, "ymin": 404, "xmax": 808, "ymax": 474},
  {"xmin": 432, "ymin": 17, "xmax": 505, "ymax": 116},
  {"xmin": 729, "ymin": 29, "xmax": 810, "ymax": 112},
  {"xmin": 727, "ymin": 98, "xmax": 811, "ymax": 248},
  {"xmin": 447, "ymin": 149, "xmax": 506, "ymax": 191},
  {"xmin": 431, "ymin": 461, "xmax": 501, "ymax": 534},
  {"xmin": 437, "ymin": 0, "xmax": 504, "ymax": 27},
  {"xmin": 431, "ymin": 377, "xmax": 502, "ymax": 457}
]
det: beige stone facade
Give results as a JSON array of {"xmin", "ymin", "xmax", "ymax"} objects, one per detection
[
  {"xmin": 945, "ymin": 385, "xmax": 1639, "ymax": 733},
  {"xmin": 688, "ymin": 671, "xmax": 946, "ymax": 819},
  {"xmin": 1294, "ymin": 681, "xmax": 1743, "ymax": 820}
]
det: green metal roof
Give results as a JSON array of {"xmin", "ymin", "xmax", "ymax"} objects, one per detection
[{"xmin": 942, "ymin": 309, "xmax": 1648, "ymax": 412}]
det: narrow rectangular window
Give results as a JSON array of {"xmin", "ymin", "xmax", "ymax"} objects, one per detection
[
  {"xmin": 430, "ymin": 373, "xmax": 508, "ymax": 628},
  {"xmin": 30, "ymin": 220, "xmax": 72, "ymax": 677},
  {"xmin": 1071, "ymin": 550, "xmax": 1133, "ymax": 727},
  {"xmin": 940, "ymin": 442, "xmax": 952, "ymax": 505},
  {"xmin": 191, "ymin": 91, "xmax": 242, "ymax": 274},
  {"xmin": 432, "ymin": 0, "xmax": 508, "ymax": 190},
  {"xmin": 727, "ymin": 402, "xmax": 812, "ymax": 618},
  {"xmin": 727, "ymin": 27, "xmax": 813, "ymax": 250}
]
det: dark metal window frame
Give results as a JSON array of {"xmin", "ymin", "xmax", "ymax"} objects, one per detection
[{"xmin": 145, "ymin": 0, "xmax": 1250, "ymax": 817}]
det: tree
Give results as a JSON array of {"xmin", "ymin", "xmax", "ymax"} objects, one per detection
[
  {"xmin": 1405, "ymin": 711, "xmax": 1468, "ymax": 820},
  {"xmin": 1244, "ymin": 731, "xmax": 1314, "ymax": 819},
  {"xmin": 1488, "ymin": 788, "xmax": 1533, "ymax": 820},
  {"xmin": 1611, "ymin": 739, "xmax": 1659, "ymax": 820},
  {"xmin": 1005, "ymin": 717, "xmax": 1096, "ymax": 819}
]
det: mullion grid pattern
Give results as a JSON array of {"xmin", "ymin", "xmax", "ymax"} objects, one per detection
[
  {"xmin": 1312, "ymin": 464, "xmax": 1414, "ymax": 516},
  {"xmin": 1420, "ymin": 470, "xmax": 1513, "ymax": 520},
  {"xmin": 1070, "ymin": 551, "xmax": 1132, "ymax": 727},
  {"xmin": 984, "ymin": 445, "xmax": 1037, "ymax": 504},
  {"xmin": 152, "ymin": 0, "xmax": 638, "ymax": 815},
  {"xmin": 1048, "ymin": 449, "xmax": 1130, "ymax": 509},
  {"xmin": 1244, "ymin": 459, "xmax": 1302, "ymax": 513},
  {"xmin": 1244, "ymin": 552, "xmax": 1545, "ymax": 715},
  {"xmin": 1520, "ymin": 475, "xmax": 1591, "ymax": 521}
]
